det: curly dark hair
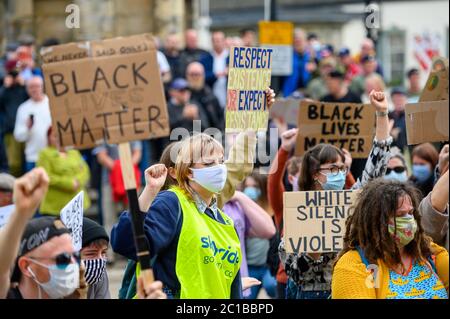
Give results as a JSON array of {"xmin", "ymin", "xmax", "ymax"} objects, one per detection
[{"xmin": 335, "ymin": 179, "xmax": 433, "ymax": 270}]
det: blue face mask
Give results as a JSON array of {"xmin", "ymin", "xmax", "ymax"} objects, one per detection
[
  {"xmin": 243, "ymin": 187, "xmax": 261, "ymax": 201},
  {"xmin": 412, "ymin": 164, "xmax": 431, "ymax": 183},
  {"xmin": 384, "ymin": 171, "xmax": 408, "ymax": 182},
  {"xmin": 319, "ymin": 171, "xmax": 346, "ymax": 190}
]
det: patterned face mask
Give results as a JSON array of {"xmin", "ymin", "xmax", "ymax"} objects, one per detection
[
  {"xmin": 388, "ymin": 214, "xmax": 418, "ymax": 247},
  {"xmin": 83, "ymin": 258, "xmax": 107, "ymax": 285}
]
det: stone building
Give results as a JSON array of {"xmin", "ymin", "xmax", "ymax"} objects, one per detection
[{"xmin": 1, "ymin": 0, "xmax": 191, "ymax": 51}]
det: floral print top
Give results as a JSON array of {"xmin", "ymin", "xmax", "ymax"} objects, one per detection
[{"xmin": 387, "ymin": 260, "xmax": 448, "ymax": 299}]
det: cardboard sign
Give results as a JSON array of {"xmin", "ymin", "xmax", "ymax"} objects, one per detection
[
  {"xmin": 40, "ymin": 42, "xmax": 90, "ymax": 64},
  {"xmin": 60, "ymin": 191, "xmax": 84, "ymax": 251},
  {"xmin": 295, "ymin": 101, "xmax": 375, "ymax": 158},
  {"xmin": 226, "ymin": 46, "xmax": 273, "ymax": 133},
  {"xmin": 284, "ymin": 190, "xmax": 359, "ymax": 254},
  {"xmin": 0, "ymin": 205, "xmax": 15, "ymax": 228},
  {"xmin": 405, "ymin": 56, "xmax": 449, "ymax": 145},
  {"xmin": 419, "ymin": 57, "xmax": 449, "ymax": 102},
  {"xmin": 259, "ymin": 21, "xmax": 293, "ymax": 76},
  {"xmin": 42, "ymin": 34, "xmax": 170, "ymax": 150},
  {"xmin": 405, "ymin": 100, "xmax": 449, "ymax": 145},
  {"xmin": 269, "ymin": 98, "xmax": 300, "ymax": 126}
]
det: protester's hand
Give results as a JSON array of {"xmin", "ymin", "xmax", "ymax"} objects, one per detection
[
  {"xmin": 16, "ymin": 75, "xmax": 25, "ymax": 86},
  {"xmin": 183, "ymin": 104, "xmax": 199, "ymax": 120},
  {"xmin": 272, "ymin": 117, "xmax": 288, "ymax": 136},
  {"xmin": 73, "ymin": 179, "xmax": 80, "ymax": 191},
  {"xmin": 13, "ymin": 168, "xmax": 49, "ymax": 219},
  {"xmin": 388, "ymin": 119, "xmax": 395, "ymax": 134},
  {"xmin": 265, "ymin": 88, "xmax": 276, "ymax": 109},
  {"xmin": 306, "ymin": 61, "xmax": 317, "ymax": 73},
  {"xmin": 242, "ymin": 277, "xmax": 261, "ymax": 291},
  {"xmin": 438, "ymin": 144, "xmax": 449, "ymax": 174},
  {"xmin": 64, "ymin": 261, "xmax": 87, "ymax": 299},
  {"xmin": 3, "ymin": 75, "xmax": 13, "ymax": 88},
  {"xmin": 390, "ymin": 127, "xmax": 400, "ymax": 140},
  {"xmin": 342, "ymin": 148, "xmax": 353, "ymax": 170},
  {"xmin": 369, "ymin": 90, "xmax": 388, "ymax": 113},
  {"xmin": 216, "ymin": 71, "xmax": 227, "ymax": 78},
  {"xmin": 281, "ymin": 128, "xmax": 298, "ymax": 152},
  {"xmin": 144, "ymin": 164, "xmax": 167, "ymax": 191},
  {"xmin": 137, "ymin": 276, "xmax": 167, "ymax": 299},
  {"xmin": 26, "ymin": 117, "xmax": 33, "ymax": 129}
]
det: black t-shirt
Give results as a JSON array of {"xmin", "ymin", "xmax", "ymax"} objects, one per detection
[
  {"xmin": 321, "ymin": 91, "xmax": 362, "ymax": 103},
  {"xmin": 6, "ymin": 287, "xmax": 23, "ymax": 299}
]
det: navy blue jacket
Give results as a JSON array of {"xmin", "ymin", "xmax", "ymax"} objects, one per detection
[{"xmin": 111, "ymin": 190, "xmax": 243, "ymax": 299}]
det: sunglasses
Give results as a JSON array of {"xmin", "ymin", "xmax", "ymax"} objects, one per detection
[
  {"xmin": 29, "ymin": 252, "xmax": 81, "ymax": 269},
  {"xmin": 386, "ymin": 166, "xmax": 406, "ymax": 174}
]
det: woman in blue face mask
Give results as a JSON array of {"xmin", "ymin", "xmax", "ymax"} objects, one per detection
[
  {"xmin": 384, "ymin": 154, "xmax": 409, "ymax": 183},
  {"xmin": 279, "ymin": 90, "xmax": 394, "ymax": 299},
  {"xmin": 410, "ymin": 143, "xmax": 439, "ymax": 197},
  {"xmin": 241, "ymin": 172, "xmax": 278, "ymax": 299}
]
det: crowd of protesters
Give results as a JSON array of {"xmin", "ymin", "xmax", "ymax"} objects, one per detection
[{"xmin": 0, "ymin": 27, "xmax": 448, "ymax": 300}]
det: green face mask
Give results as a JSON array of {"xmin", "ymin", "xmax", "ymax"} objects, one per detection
[{"xmin": 388, "ymin": 214, "xmax": 418, "ymax": 247}]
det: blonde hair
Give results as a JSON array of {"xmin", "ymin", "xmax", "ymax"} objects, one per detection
[
  {"xmin": 365, "ymin": 73, "xmax": 386, "ymax": 92},
  {"xmin": 175, "ymin": 133, "xmax": 224, "ymax": 200}
]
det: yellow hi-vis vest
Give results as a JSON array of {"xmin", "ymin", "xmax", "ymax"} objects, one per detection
[
  {"xmin": 172, "ymin": 186, "xmax": 241, "ymax": 298},
  {"xmin": 134, "ymin": 186, "xmax": 241, "ymax": 299}
]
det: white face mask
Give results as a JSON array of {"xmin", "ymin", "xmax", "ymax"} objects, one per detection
[
  {"xmin": 190, "ymin": 164, "xmax": 227, "ymax": 193},
  {"xmin": 28, "ymin": 259, "xmax": 79, "ymax": 299}
]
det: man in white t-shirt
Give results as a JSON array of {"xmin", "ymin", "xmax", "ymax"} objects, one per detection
[
  {"xmin": 211, "ymin": 31, "xmax": 229, "ymax": 109},
  {"xmin": 13, "ymin": 76, "xmax": 51, "ymax": 172},
  {"xmin": 157, "ymin": 50, "xmax": 171, "ymax": 84}
]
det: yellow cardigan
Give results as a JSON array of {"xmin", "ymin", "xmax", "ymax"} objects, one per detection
[{"xmin": 332, "ymin": 243, "xmax": 449, "ymax": 299}]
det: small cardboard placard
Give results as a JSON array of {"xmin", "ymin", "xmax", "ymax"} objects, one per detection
[
  {"xmin": 405, "ymin": 100, "xmax": 449, "ymax": 145},
  {"xmin": 283, "ymin": 190, "xmax": 359, "ymax": 254},
  {"xmin": 225, "ymin": 46, "xmax": 273, "ymax": 133},
  {"xmin": 419, "ymin": 57, "xmax": 449, "ymax": 102},
  {"xmin": 295, "ymin": 101, "xmax": 375, "ymax": 158},
  {"xmin": 269, "ymin": 98, "xmax": 300, "ymax": 126},
  {"xmin": 42, "ymin": 34, "xmax": 170, "ymax": 150},
  {"xmin": 60, "ymin": 191, "xmax": 84, "ymax": 252},
  {"xmin": 405, "ymin": 56, "xmax": 449, "ymax": 145}
]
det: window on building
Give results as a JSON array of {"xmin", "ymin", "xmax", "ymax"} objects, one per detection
[{"xmin": 377, "ymin": 28, "xmax": 406, "ymax": 86}]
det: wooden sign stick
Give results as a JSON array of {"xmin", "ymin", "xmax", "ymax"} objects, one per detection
[{"xmin": 118, "ymin": 142, "xmax": 154, "ymax": 286}]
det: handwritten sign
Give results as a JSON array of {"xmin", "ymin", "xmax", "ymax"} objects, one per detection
[
  {"xmin": 295, "ymin": 101, "xmax": 375, "ymax": 158},
  {"xmin": 0, "ymin": 205, "xmax": 15, "ymax": 228},
  {"xmin": 60, "ymin": 191, "xmax": 84, "ymax": 251},
  {"xmin": 259, "ymin": 21, "xmax": 293, "ymax": 76},
  {"xmin": 226, "ymin": 46, "xmax": 273, "ymax": 133},
  {"xmin": 284, "ymin": 190, "xmax": 359, "ymax": 254},
  {"xmin": 42, "ymin": 34, "xmax": 170, "ymax": 150}
]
